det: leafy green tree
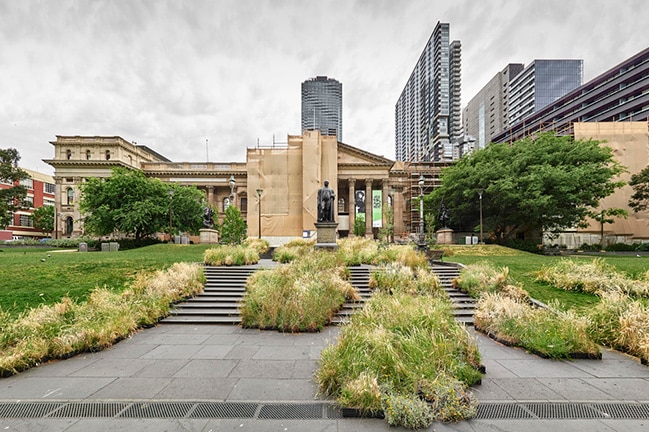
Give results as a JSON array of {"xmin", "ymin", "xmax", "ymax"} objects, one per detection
[
  {"xmin": 0, "ymin": 148, "xmax": 29, "ymax": 228},
  {"xmin": 33, "ymin": 205, "xmax": 55, "ymax": 235},
  {"xmin": 629, "ymin": 165, "xmax": 649, "ymax": 212},
  {"xmin": 428, "ymin": 133, "xmax": 625, "ymax": 242},
  {"xmin": 79, "ymin": 167, "xmax": 204, "ymax": 241},
  {"xmin": 220, "ymin": 205, "xmax": 247, "ymax": 245}
]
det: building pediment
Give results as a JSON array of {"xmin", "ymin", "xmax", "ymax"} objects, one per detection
[{"xmin": 337, "ymin": 142, "xmax": 394, "ymax": 167}]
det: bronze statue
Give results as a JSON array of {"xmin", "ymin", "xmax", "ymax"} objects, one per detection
[{"xmin": 317, "ymin": 180, "xmax": 336, "ymax": 222}]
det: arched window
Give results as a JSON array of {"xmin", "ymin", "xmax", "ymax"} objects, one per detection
[
  {"xmin": 223, "ymin": 197, "xmax": 230, "ymax": 211},
  {"xmin": 105, "ymin": 150, "xmax": 111, "ymax": 160},
  {"xmin": 66, "ymin": 149, "xmax": 72, "ymax": 160},
  {"xmin": 388, "ymin": 195, "xmax": 393, "ymax": 207},
  {"xmin": 66, "ymin": 188, "xmax": 74, "ymax": 205},
  {"xmin": 65, "ymin": 217, "xmax": 73, "ymax": 235},
  {"xmin": 128, "ymin": 155, "xmax": 133, "ymax": 165},
  {"xmin": 338, "ymin": 197, "xmax": 345, "ymax": 213},
  {"xmin": 86, "ymin": 150, "xmax": 91, "ymax": 160}
]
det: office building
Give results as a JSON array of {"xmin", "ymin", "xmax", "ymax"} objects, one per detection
[
  {"xmin": 463, "ymin": 64, "xmax": 524, "ymax": 150},
  {"xmin": 395, "ymin": 22, "xmax": 462, "ymax": 162},
  {"xmin": 301, "ymin": 76, "xmax": 343, "ymax": 140},
  {"xmin": 508, "ymin": 59, "xmax": 583, "ymax": 126}
]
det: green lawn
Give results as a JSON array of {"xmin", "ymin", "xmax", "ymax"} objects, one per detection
[
  {"xmin": 445, "ymin": 245, "xmax": 649, "ymax": 312},
  {"xmin": 0, "ymin": 244, "xmax": 212, "ymax": 316}
]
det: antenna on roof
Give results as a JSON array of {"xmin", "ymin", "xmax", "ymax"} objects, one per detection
[{"xmin": 206, "ymin": 139, "xmax": 209, "ymax": 162}]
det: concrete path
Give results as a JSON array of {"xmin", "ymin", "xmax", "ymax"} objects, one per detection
[{"xmin": 1, "ymin": 321, "xmax": 648, "ymax": 431}]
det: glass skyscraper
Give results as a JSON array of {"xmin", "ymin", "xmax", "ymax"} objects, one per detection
[{"xmin": 301, "ymin": 76, "xmax": 343, "ymax": 141}]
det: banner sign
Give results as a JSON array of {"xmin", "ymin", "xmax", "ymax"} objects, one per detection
[{"xmin": 372, "ymin": 190, "xmax": 382, "ymax": 228}]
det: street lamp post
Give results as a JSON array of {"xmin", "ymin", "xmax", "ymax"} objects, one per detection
[
  {"xmin": 229, "ymin": 175, "xmax": 236, "ymax": 208},
  {"xmin": 478, "ymin": 189, "xmax": 484, "ymax": 244},
  {"xmin": 418, "ymin": 175, "xmax": 425, "ymax": 247},
  {"xmin": 256, "ymin": 188, "xmax": 263, "ymax": 239},
  {"xmin": 168, "ymin": 189, "xmax": 174, "ymax": 243}
]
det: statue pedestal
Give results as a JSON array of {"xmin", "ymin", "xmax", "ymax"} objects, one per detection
[
  {"xmin": 314, "ymin": 222, "xmax": 338, "ymax": 250},
  {"xmin": 199, "ymin": 228, "xmax": 219, "ymax": 244},
  {"xmin": 436, "ymin": 228, "xmax": 454, "ymax": 245}
]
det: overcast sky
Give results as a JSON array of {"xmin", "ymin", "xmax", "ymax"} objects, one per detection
[{"xmin": 2, "ymin": 0, "xmax": 648, "ymax": 175}]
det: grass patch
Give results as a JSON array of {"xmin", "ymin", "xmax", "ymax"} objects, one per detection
[
  {"xmin": 203, "ymin": 244, "xmax": 260, "ymax": 266},
  {"xmin": 475, "ymin": 293, "xmax": 600, "ymax": 359},
  {"xmin": 369, "ymin": 264, "xmax": 443, "ymax": 297},
  {"xmin": 240, "ymin": 252, "xmax": 358, "ymax": 332},
  {"xmin": 0, "ymin": 262, "xmax": 204, "ymax": 376},
  {"xmin": 317, "ymin": 293, "xmax": 481, "ymax": 426},
  {"xmin": 0, "ymin": 244, "xmax": 212, "ymax": 317}
]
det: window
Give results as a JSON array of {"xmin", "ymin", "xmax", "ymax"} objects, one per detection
[
  {"xmin": 66, "ymin": 188, "xmax": 74, "ymax": 205},
  {"xmin": 338, "ymin": 197, "xmax": 345, "ymax": 213},
  {"xmin": 19, "ymin": 214, "xmax": 33, "ymax": 227},
  {"xmin": 44, "ymin": 182, "xmax": 55, "ymax": 194},
  {"xmin": 23, "ymin": 196, "xmax": 34, "ymax": 208},
  {"xmin": 105, "ymin": 150, "xmax": 111, "ymax": 160},
  {"xmin": 20, "ymin": 178, "xmax": 33, "ymax": 189},
  {"xmin": 65, "ymin": 216, "xmax": 73, "ymax": 235},
  {"xmin": 86, "ymin": 150, "xmax": 91, "ymax": 160},
  {"xmin": 44, "ymin": 199, "xmax": 55, "ymax": 207},
  {"xmin": 240, "ymin": 197, "xmax": 247, "ymax": 213},
  {"xmin": 66, "ymin": 149, "xmax": 72, "ymax": 160},
  {"xmin": 223, "ymin": 197, "xmax": 230, "ymax": 211}
]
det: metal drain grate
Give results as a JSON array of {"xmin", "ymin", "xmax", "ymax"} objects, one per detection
[
  {"xmin": 476, "ymin": 403, "xmax": 649, "ymax": 420},
  {"xmin": 49, "ymin": 402, "xmax": 129, "ymax": 418},
  {"xmin": 258, "ymin": 403, "xmax": 325, "ymax": 419},
  {"xmin": 0, "ymin": 402, "xmax": 64, "ymax": 418},
  {"xmin": 119, "ymin": 402, "xmax": 195, "ymax": 418},
  {"xmin": 477, "ymin": 403, "xmax": 533, "ymax": 419},
  {"xmin": 189, "ymin": 402, "xmax": 257, "ymax": 418},
  {"xmin": 591, "ymin": 403, "xmax": 649, "ymax": 419},
  {"xmin": 524, "ymin": 402, "xmax": 600, "ymax": 419}
]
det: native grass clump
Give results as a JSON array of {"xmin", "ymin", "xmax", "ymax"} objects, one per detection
[
  {"xmin": 588, "ymin": 291, "xmax": 649, "ymax": 364},
  {"xmin": 0, "ymin": 262, "xmax": 204, "ymax": 377},
  {"xmin": 454, "ymin": 262, "xmax": 528, "ymax": 301},
  {"xmin": 475, "ymin": 293, "xmax": 600, "ymax": 359},
  {"xmin": 272, "ymin": 238, "xmax": 316, "ymax": 263},
  {"xmin": 369, "ymin": 263, "xmax": 443, "ymax": 297},
  {"xmin": 203, "ymin": 244, "xmax": 260, "ymax": 266},
  {"xmin": 243, "ymin": 237, "xmax": 270, "ymax": 255},
  {"xmin": 536, "ymin": 258, "xmax": 649, "ymax": 298},
  {"xmin": 240, "ymin": 252, "xmax": 359, "ymax": 332},
  {"xmin": 317, "ymin": 293, "xmax": 481, "ymax": 428}
]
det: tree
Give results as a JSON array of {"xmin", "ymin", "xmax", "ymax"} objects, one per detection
[
  {"xmin": 33, "ymin": 205, "xmax": 55, "ymax": 235},
  {"xmin": 0, "ymin": 148, "xmax": 29, "ymax": 228},
  {"xmin": 593, "ymin": 208, "xmax": 628, "ymax": 249},
  {"xmin": 629, "ymin": 165, "xmax": 649, "ymax": 212},
  {"xmin": 79, "ymin": 167, "xmax": 204, "ymax": 241},
  {"xmin": 353, "ymin": 214, "xmax": 366, "ymax": 237},
  {"xmin": 428, "ymin": 133, "xmax": 625, "ymax": 242},
  {"xmin": 220, "ymin": 205, "xmax": 247, "ymax": 245}
]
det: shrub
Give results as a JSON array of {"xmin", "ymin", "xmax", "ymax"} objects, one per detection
[
  {"xmin": 316, "ymin": 293, "xmax": 482, "ymax": 427},
  {"xmin": 220, "ymin": 205, "xmax": 247, "ymax": 245},
  {"xmin": 0, "ymin": 262, "xmax": 204, "ymax": 377},
  {"xmin": 382, "ymin": 393, "xmax": 435, "ymax": 429},
  {"xmin": 503, "ymin": 239, "xmax": 544, "ymax": 254},
  {"xmin": 455, "ymin": 262, "xmax": 528, "ymax": 301},
  {"xmin": 337, "ymin": 237, "xmax": 379, "ymax": 265},
  {"xmin": 272, "ymin": 239, "xmax": 315, "ymax": 263},
  {"xmin": 536, "ymin": 258, "xmax": 649, "ymax": 298},
  {"xmin": 605, "ymin": 243, "xmax": 638, "ymax": 252},
  {"xmin": 635, "ymin": 243, "xmax": 649, "ymax": 252},
  {"xmin": 240, "ymin": 252, "xmax": 358, "ymax": 332},
  {"xmin": 243, "ymin": 238, "xmax": 270, "ymax": 255},
  {"xmin": 353, "ymin": 214, "xmax": 366, "ymax": 237},
  {"xmin": 369, "ymin": 264, "xmax": 442, "ymax": 297},
  {"xmin": 475, "ymin": 293, "xmax": 600, "ymax": 359},
  {"xmin": 203, "ymin": 245, "xmax": 259, "ymax": 266}
]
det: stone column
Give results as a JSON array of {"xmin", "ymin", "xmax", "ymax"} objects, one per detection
[
  {"xmin": 54, "ymin": 177, "xmax": 62, "ymax": 239},
  {"xmin": 365, "ymin": 178, "xmax": 373, "ymax": 237},
  {"xmin": 348, "ymin": 178, "xmax": 355, "ymax": 235},
  {"xmin": 206, "ymin": 186, "xmax": 214, "ymax": 205}
]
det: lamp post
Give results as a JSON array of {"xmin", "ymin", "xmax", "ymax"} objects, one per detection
[
  {"xmin": 418, "ymin": 175, "xmax": 425, "ymax": 247},
  {"xmin": 256, "ymin": 188, "xmax": 263, "ymax": 239},
  {"xmin": 168, "ymin": 188, "xmax": 174, "ymax": 243},
  {"xmin": 229, "ymin": 175, "xmax": 236, "ymax": 208},
  {"xmin": 478, "ymin": 189, "xmax": 484, "ymax": 244}
]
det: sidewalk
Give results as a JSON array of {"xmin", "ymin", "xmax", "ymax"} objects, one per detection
[{"xmin": 0, "ymin": 321, "xmax": 648, "ymax": 431}]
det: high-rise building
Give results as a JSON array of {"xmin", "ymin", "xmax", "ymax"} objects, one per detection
[
  {"xmin": 508, "ymin": 59, "xmax": 583, "ymax": 126},
  {"xmin": 395, "ymin": 22, "xmax": 462, "ymax": 162},
  {"xmin": 301, "ymin": 76, "xmax": 343, "ymax": 141},
  {"xmin": 463, "ymin": 64, "xmax": 524, "ymax": 151}
]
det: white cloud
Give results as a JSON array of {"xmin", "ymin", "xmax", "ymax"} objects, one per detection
[{"xmin": 1, "ymin": 0, "xmax": 648, "ymax": 174}]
